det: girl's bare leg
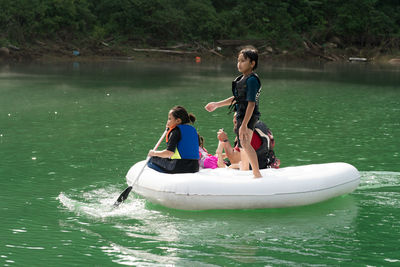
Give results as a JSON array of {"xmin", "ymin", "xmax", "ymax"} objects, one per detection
[
  {"xmin": 240, "ymin": 129, "xmax": 262, "ymax": 178},
  {"xmin": 239, "ymin": 150, "xmax": 249, "ymax": 170}
]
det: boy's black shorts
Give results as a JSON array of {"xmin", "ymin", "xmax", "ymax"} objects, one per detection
[{"xmin": 236, "ymin": 115, "xmax": 259, "ymax": 148}]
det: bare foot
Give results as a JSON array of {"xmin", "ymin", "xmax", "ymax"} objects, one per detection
[
  {"xmin": 229, "ymin": 163, "xmax": 240, "ymax": 169},
  {"xmin": 253, "ymin": 172, "xmax": 262, "ymax": 179}
]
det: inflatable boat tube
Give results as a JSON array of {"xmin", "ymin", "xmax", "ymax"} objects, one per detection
[{"xmin": 126, "ymin": 161, "xmax": 360, "ymax": 210}]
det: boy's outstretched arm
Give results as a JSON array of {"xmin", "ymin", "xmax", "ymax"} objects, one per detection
[{"xmin": 205, "ymin": 96, "xmax": 234, "ymax": 112}]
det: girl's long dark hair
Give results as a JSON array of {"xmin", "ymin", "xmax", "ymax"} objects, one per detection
[{"xmin": 170, "ymin": 106, "xmax": 196, "ymax": 124}]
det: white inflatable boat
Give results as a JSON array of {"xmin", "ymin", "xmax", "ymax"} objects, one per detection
[{"xmin": 126, "ymin": 161, "xmax": 360, "ymax": 210}]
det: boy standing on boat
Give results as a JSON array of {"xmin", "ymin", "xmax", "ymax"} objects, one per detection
[{"xmin": 205, "ymin": 48, "xmax": 262, "ymax": 178}]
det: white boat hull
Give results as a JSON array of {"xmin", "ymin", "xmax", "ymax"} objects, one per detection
[{"xmin": 126, "ymin": 161, "xmax": 360, "ymax": 210}]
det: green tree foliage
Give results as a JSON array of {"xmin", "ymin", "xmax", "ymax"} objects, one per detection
[
  {"xmin": 333, "ymin": 0, "xmax": 400, "ymax": 45},
  {"xmin": 0, "ymin": 0, "xmax": 399, "ymax": 48},
  {"xmin": 0, "ymin": 0, "xmax": 94, "ymax": 42},
  {"xmin": 91, "ymin": 0, "xmax": 218, "ymax": 43}
]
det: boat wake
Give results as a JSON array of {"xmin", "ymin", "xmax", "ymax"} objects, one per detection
[
  {"xmin": 358, "ymin": 171, "xmax": 400, "ymax": 190},
  {"xmin": 57, "ymin": 184, "xmax": 149, "ymax": 219},
  {"xmin": 356, "ymin": 171, "xmax": 400, "ymax": 208}
]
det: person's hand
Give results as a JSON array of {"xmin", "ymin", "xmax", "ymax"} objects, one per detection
[
  {"xmin": 239, "ymin": 125, "xmax": 249, "ymax": 142},
  {"xmin": 148, "ymin": 150, "xmax": 155, "ymax": 157},
  {"xmin": 217, "ymin": 129, "xmax": 228, "ymax": 142},
  {"xmin": 205, "ymin": 102, "xmax": 217, "ymax": 112}
]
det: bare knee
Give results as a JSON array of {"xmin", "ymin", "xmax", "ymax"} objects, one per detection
[{"xmin": 240, "ymin": 140, "xmax": 252, "ymax": 151}]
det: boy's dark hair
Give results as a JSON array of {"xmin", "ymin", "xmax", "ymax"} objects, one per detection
[
  {"xmin": 170, "ymin": 105, "xmax": 196, "ymax": 124},
  {"xmin": 239, "ymin": 48, "xmax": 258, "ymax": 70}
]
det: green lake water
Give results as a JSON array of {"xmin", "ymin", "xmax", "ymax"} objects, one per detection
[{"xmin": 1, "ymin": 60, "xmax": 399, "ymax": 266}]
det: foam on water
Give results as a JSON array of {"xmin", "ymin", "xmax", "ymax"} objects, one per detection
[
  {"xmin": 358, "ymin": 171, "xmax": 400, "ymax": 189},
  {"xmin": 57, "ymin": 185, "xmax": 153, "ymax": 219}
]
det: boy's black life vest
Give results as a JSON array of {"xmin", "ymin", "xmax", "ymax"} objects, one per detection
[
  {"xmin": 230, "ymin": 73, "xmax": 261, "ymax": 117},
  {"xmin": 254, "ymin": 121, "xmax": 279, "ymax": 169}
]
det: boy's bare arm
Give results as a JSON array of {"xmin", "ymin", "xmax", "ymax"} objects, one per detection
[{"xmin": 205, "ymin": 96, "xmax": 234, "ymax": 112}]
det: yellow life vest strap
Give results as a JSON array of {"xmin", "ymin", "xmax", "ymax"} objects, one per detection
[{"xmin": 171, "ymin": 148, "xmax": 182, "ymax": 159}]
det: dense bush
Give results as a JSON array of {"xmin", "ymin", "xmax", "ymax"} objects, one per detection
[
  {"xmin": 0, "ymin": 0, "xmax": 94, "ymax": 42},
  {"xmin": 0, "ymin": 0, "xmax": 399, "ymax": 48}
]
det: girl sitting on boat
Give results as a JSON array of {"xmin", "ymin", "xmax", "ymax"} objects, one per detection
[
  {"xmin": 198, "ymin": 135, "xmax": 219, "ymax": 169},
  {"xmin": 147, "ymin": 106, "xmax": 200, "ymax": 173}
]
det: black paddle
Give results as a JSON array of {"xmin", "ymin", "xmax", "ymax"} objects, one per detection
[{"xmin": 114, "ymin": 130, "xmax": 167, "ymax": 207}]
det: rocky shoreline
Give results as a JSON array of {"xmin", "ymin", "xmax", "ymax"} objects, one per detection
[{"xmin": 1, "ymin": 40, "xmax": 400, "ymax": 65}]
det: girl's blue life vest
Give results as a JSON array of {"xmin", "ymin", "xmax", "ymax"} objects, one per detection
[{"xmin": 170, "ymin": 124, "xmax": 199, "ymax": 160}]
